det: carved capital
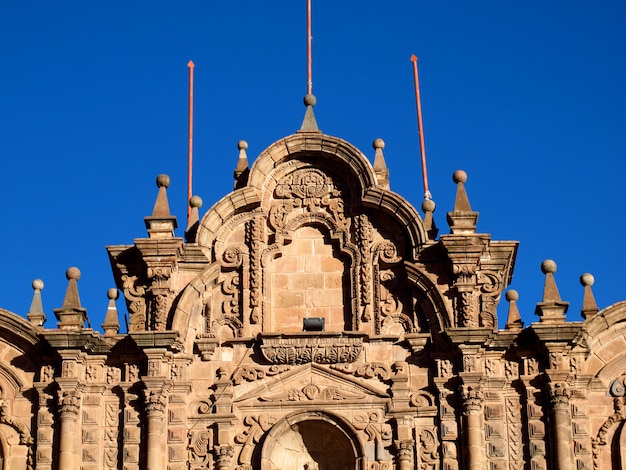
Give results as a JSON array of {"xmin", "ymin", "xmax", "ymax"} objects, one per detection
[
  {"xmin": 394, "ymin": 440, "xmax": 414, "ymax": 461},
  {"xmin": 57, "ymin": 390, "xmax": 80, "ymax": 417},
  {"xmin": 549, "ymin": 382, "xmax": 571, "ymax": 411},
  {"xmin": 143, "ymin": 389, "xmax": 167, "ymax": 415},
  {"xmin": 462, "ymin": 386, "xmax": 483, "ymax": 415}
]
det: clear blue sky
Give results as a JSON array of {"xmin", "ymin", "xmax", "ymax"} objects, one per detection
[{"xmin": 1, "ymin": 1, "xmax": 624, "ymax": 329}]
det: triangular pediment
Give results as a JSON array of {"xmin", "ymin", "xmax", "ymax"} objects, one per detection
[{"xmin": 234, "ymin": 362, "xmax": 389, "ymax": 405}]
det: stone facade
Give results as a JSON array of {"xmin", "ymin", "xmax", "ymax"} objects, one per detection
[{"xmin": 0, "ymin": 101, "xmax": 623, "ymax": 469}]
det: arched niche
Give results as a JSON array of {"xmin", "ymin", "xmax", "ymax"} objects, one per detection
[{"xmin": 261, "ymin": 411, "xmax": 364, "ymax": 470}]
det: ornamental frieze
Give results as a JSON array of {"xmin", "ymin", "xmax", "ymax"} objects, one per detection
[
  {"xmin": 260, "ymin": 383, "xmax": 365, "ymax": 402},
  {"xmin": 259, "ymin": 335, "xmax": 364, "ymax": 365}
]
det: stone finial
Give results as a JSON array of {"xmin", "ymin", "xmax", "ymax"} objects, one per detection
[
  {"xmin": 504, "ymin": 289, "xmax": 523, "ymax": 330},
  {"xmin": 372, "ymin": 138, "xmax": 390, "ymax": 190},
  {"xmin": 422, "ymin": 198, "xmax": 438, "ymax": 240},
  {"xmin": 27, "ymin": 279, "xmax": 46, "ymax": 328},
  {"xmin": 101, "ymin": 288, "xmax": 120, "ymax": 336},
  {"xmin": 298, "ymin": 94, "xmax": 320, "ymax": 133},
  {"xmin": 185, "ymin": 195, "xmax": 203, "ymax": 243},
  {"xmin": 535, "ymin": 260, "xmax": 569, "ymax": 323},
  {"xmin": 54, "ymin": 267, "xmax": 88, "ymax": 331},
  {"xmin": 234, "ymin": 140, "xmax": 250, "ymax": 189},
  {"xmin": 446, "ymin": 170, "xmax": 479, "ymax": 234},
  {"xmin": 144, "ymin": 174, "xmax": 178, "ymax": 238},
  {"xmin": 580, "ymin": 273, "xmax": 599, "ymax": 320}
]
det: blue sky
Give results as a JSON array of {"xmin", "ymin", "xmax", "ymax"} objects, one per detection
[{"xmin": 1, "ymin": 1, "xmax": 624, "ymax": 329}]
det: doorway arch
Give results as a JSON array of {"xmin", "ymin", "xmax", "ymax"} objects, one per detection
[{"xmin": 261, "ymin": 411, "xmax": 363, "ymax": 470}]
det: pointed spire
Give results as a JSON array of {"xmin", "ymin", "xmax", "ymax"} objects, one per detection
[
  {"xmin": 372, "ymin": 138, "xmax": 390, "ymax": 190},
  {"xmin": 54, "ymin": 267, "xmax": 88, "ymax": 331},
  {"xmin": 421, "ymin": 199, "xmax": 438, "ymax": 240},
  {"xmin": 535, "ymin": 259, "xmax": 569, "ymax": 323},
  {"xmin": 144, "ymin": 174, "xmax": 178, "ymax": 238},
  {"xmin": 101, "ymin": 288, "xmax": 120, "ymax": 336},
  {"xmin": 185, "ymin": 195, "xmax": 203, "ymax": 243},
  {"xmin": 580, "ymin": 273, "xmax": 599, "ymax": 320},
  {"xmin": 446, "ymin": 170, "xmax": 479, "ymax": 234},
  {"xmin": 234, "ymin": 140, "xmax": 250, "ymax": 189},
  {"xmin": 504, "ymin": 289, "xmax": 523, "ymax": 330},
  {"xmin": 299, "ymin": 94, "xmax": 320, "ymax": 132},
  {"xmin": 27, "ymin": 279, "xmax": 46, "ymax": 329}
]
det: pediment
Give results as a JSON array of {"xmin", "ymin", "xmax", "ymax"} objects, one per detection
[{"xmin": 234, "ymin": 362, "xmax": 389, "ymax": 406}]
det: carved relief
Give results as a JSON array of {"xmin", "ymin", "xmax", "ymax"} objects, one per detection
[
  {"xmin": 121, "ymin": 274, "xmax": 147, "ymax": 331},
  {"xmin": 235, "ymin": 415, "xmax": 276, "ymax": 465},
  {"xmin": 144, "ymin": 390, "xmax": 167, "ymax": 415},
  {"xmin": 330, "ymin": 362, "xmax": 391, "ymax": 382},
  {"xmin": 505, "ymin": 397, "xmax": 523, "ymax": 470},
  {"xmin": 477, "ymin": 270, "xmax": 502, "ymax": 328},
  {"xmin": 268, "ymin": 168, "xmax": 348, "ymax": 232},
  {"xmin": 246, "ymin": 217, "xmax": 264, "ymax": 324},
  {"xmin": 355, "ymin": 214, "xmax": 374, "ymax": 321},
  {"xmin": 418, "ymin": 426, "xmax": 440, "ymax": 470},
  {"xmin": 260, "ymin": 336, "xmax": 363, "ymax": 365},
  {"xmin": 104, "ymin": 401, "xmax": 119, "ymax": 469},
  {"xmin": 260, "ymin": 384, "xmax": 365, "ymax": 401},
  {"xmin": 189, "ymin": 429, "xmax": 213, "ymax": 468},
  {"xmin": 353, "ymin": 411, "xmax": 392, "ymax": 444},
  {"xmin": 231, "ymin": 365, "xmax": 290, "ymax": 385}
]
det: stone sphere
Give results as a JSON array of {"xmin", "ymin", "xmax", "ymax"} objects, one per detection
[
  {"xmin": 373, "ymin": 138, "xmax": 385, "ymax": 150},
  {"xmin": 238, "ymin": 140, "xmax": 248, "ymax": 150},
  {"xmin": 452, "ymin": 170, "xmax": 467, "ymax": 183},
  {"xmin": 505, "ymin": 289, "xmax": 519, "ymax": 302},
  {"xmin": 66, "ymin": 267, "xmax": 81, "ymax": 280},
  {"xmin": 107, "ymin": 288, "xmax": 119, "ymax": 300},
  {"xmin": 422, "ymin": 199, "xmax": 436, "ymax": 213},
  {"xmin": 190, "ymin": 195, "xmax": 203, "ymax": 208},
  {"xmin": 32, "ymin": 279, "xmax": 44, "ymax": 291},
  {"xmin": 156, "ymin": 174, "xmax": 170, "ymax": 188},
  {"xmin": 580, "ymin": 273, "xmax": 595, "ymax": 287},
  {"xmin": 541, "ymin": 259, "xmax": 557, "ymax": 274},
  {"xmin": 303, "ymin": 94, "xmax": 317, "ymax": 106}
]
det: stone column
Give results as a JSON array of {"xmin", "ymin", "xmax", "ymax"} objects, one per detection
[
  {"xmin": 57, "ymin": 389, "xmax": 80, "ymax": 470},
  {"xmin": 394, "ymin": 440, "xmax": 414, "ymax": 470},
  {"xmin": 549, "ymin": 382, "xmax": 573, "ymax": 469},
  {"xmin": 462, "ymin": 385, "xmax": 484, "ymax": 470},
  {"xmin": 144, "ymin": 389, "xmax": 167, "ymax": 470}
]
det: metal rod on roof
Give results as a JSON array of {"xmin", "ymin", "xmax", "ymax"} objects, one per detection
[
  {"xmin": 307, "ymin": 0, "xmax": 313, "ymax": 95},
  {"xmin": 410, "ymin": 55, "xmax": 432, "ymax": 200},
  {"xmin": 187, "ymin": 60, "xmax": 195, "ymax": 221}
]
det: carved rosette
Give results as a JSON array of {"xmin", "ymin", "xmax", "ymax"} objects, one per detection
[{"xmin": 260, "ymin": 335, "xmax": 363, "ymax": 365}]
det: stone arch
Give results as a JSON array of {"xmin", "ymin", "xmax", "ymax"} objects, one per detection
[
  {"xmin": 261, "ymin": 410, "xmax": 364, "ymax": 470},
  {"xmin": 405, "ymin": 263, "xmax": 453, "ymax": 334}
]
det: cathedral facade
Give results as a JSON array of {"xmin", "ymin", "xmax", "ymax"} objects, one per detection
[{"xmin": 0, "ymin": 99, "xmax": 623, "ymax": 470}]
